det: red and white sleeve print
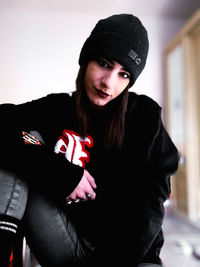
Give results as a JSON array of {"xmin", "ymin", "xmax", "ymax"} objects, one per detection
[{"xmin": 54, "ymin": 130, "xmax": 94, "ymax": 168}]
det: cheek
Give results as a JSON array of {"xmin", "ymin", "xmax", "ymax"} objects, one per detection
[
  {"xmin": 84, "ymin": 71, "xmax": 96, "ymax": 100},
  {"xmin": 85, "ymin": 69, "xmax": 97, "ymax": 88},
  {"xmin": 122, "ymin": 79, "xmax": 130, "ymax": 89}
]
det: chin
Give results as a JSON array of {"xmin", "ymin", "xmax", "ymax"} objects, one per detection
[{"xmin": 95, "ymin": 99, "xmax": 108, "ymax": 107}]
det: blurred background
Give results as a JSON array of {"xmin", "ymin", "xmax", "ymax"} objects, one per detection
[{"xmin": 1, "ymin": 0, "xmax": 200, "ymax": 266}]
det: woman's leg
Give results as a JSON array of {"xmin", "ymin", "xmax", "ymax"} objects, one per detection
[
  {"xmin": 0, "ymin": 168, "xmax": 28, "ymax": 265},
  {"xmin": 22, "ymin": 190, "xmax": 95, "ymax": 267}
]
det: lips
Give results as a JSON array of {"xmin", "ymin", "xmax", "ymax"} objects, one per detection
[{"xmin": 96, "ymin": 89, "xmax": 109, "ymax": 99}]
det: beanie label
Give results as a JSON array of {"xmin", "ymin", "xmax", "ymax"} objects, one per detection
[{"xmin": 128, "ymin": 50, "xmax": 141, "ymax": 65}]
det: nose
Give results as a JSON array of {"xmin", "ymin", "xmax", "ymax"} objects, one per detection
[{"xmin": 101, "ymin": 71, "xmax": 117, "ymax": 90}]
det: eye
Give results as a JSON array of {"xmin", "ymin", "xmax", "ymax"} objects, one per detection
[
  {"xmin": 119, "ymin": 72, "xmax": 130, "ymax": 79},
  {"xmin": 97, "ymin": 58, "xmax": 110, "ymax": 68}
]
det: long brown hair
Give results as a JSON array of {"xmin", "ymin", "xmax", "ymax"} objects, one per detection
[{"xmin": 74, "ymin": 64, "xmax": 130, "ymax": 149}]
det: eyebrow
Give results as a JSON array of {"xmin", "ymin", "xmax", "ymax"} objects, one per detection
[{"xmin": 106, "ymin": 58, "xmax": 130, "ymax": 73}]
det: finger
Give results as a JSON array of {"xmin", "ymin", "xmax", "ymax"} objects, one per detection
[
  {"xmin": 84, "ymin": 170, "xmax": 97, "ymax": 189},
  {"xmin": 74, "ymin": 199, "xmax": 81, "ymax": 203},
  {"xmin": 87, "ymin": 191, "xmax": 96, "ymax": 200},
  {"xmin": 69, "ymin": 191, "xmax": 77, "ymax": 199},
  {"xmin": 66, "ymin": 197, "xmax": 82, "ymax": 205},
  {"xmin": 66, "ymin": 199, "xmax": 72, "ymax": 205},
  {"xmin": 87, "ymin": 175, "xmax": 97, "ymax": 189},
  {"xmin": 74, "ymin": 186, "xmax": 88, "ymax": 201},
  {"xmin": 77, "ymin": 193, "xmax": 87, "ymax": 201},
  {"xmin": 66, "ymin": 192, "xmax": 76, "ymax": 203}
]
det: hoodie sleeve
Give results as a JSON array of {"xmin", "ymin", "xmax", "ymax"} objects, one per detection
[
  {"xmin": 132, "ymin": 99, "xmax": 179, "ymax": 264},
  {"xmin": 0, "ymin": 94, "xmax": 83, "ymax": 199}
]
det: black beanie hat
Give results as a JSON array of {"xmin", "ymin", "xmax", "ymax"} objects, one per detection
[{"xmin": 79, "ymin": 14, "xmax": 149, "ymax": 87}]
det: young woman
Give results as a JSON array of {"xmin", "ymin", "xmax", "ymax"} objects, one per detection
[{"xmin": 0, "ymin": 14, "xmax": 179, "ymax": 267}]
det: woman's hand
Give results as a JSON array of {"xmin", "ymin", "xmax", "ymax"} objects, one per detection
[{"xmin": 66, "ymin": 169, "xmax": 97, "ymax": 204}]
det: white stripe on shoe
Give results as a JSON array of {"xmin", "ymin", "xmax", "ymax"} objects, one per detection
[
  {"xmin": 0, "ymin": 221, "xmax": 18, "ymax": 229},
  {"xmin": 0, "ymin": 226, "xmax": 17, "ymax": 233},
  {"xmin": 0, "ymin": 220, "xmax": 18, "ymax": 233}
]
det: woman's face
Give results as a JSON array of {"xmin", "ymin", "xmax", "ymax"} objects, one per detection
[{"xmin": 84, "ymin": 58, "xmax": 130, "ymax": 107}]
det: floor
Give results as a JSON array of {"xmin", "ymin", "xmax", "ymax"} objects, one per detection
[{"xmin": 160, "ymin": 207, "xmax": 200, "ymax": 267}]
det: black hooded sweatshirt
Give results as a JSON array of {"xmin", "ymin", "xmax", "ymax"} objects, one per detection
[{"xmin": 0, "ymin": 91, "xmax": 179, "ymax": 265}]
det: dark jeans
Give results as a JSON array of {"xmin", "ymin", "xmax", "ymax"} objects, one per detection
[
  {"xmin": 0, "ymin": 169, "xmax": 28, "ymax": 220},
  {"xmin": 22, "ymin": 191, "xmax": 95, "ymax": 267},
  {"xmin": 0, "ymin": 169, "xmax": 92, "ymax": 266},
  {"xmin": 0, "ymin": 170, "xmax": 163, "ymax": 267},
  {"xmin": 21, "ymin": 191, "xmax": 163, "ymax": 267}
]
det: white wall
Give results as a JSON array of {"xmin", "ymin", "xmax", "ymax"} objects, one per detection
[{"xmin": 0, "ymin": 4, "xmax": 185, "ymax": 106}]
